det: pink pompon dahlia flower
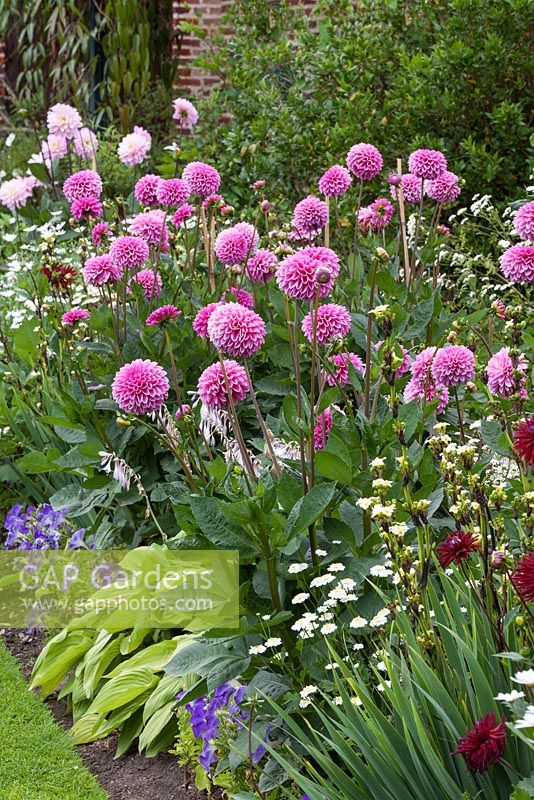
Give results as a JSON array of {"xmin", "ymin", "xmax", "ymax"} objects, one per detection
[
  {"xmin": 91, "ymin": 221, "xmax": 111, "ymax": 247},
  {"xmin": 118, "ymin": 127, "xmax": 152, "ymax": 167},
  {"xmin": 301, "ymin": 303, "xmax": 351, "ymax": 345},
  {"xmin": 246, "ymin": 249, "xmax": 277, "ymax": 283},
  {"xmin": 403, "ymin": 346, "xmax": 449, "ymax": 412},
  {"xmin": 300, "ymin": 246, "xmax": 340, "ymax": 278},
  {"xmin": 198, "ymin": 359, "xmax": 249, "ymax": 409},
  {"xmin": 277, "ymin": 250, "xmax": 335, "ymax": 301},
  {"xmin": 318, "ymin": 164, "xmax": 352, "ymax": 197},
  {"xmin": 436, "ymin": 530, "xmax": 479, "ymax": 567},
  {"xmin": 146, "ymin": 305, "xmax": 181, "ymax": 327},
  {"xmin": 72, "ymin": 127, "xmax": 98, "ymax": 160},
  {"xmin": 222, "ymin": 287, "xmax": 254, "ymax": 308},
  {"xmin": 172, "ymin": 97, "xmax": 199, "ymax": 130},
  {"xmin": 41, "ymin": 134, "xmax": 68, "ymax": 162},
  {"xmin": 408, "ymin": 148, "xmax": 447, "ymax": 181},
  {"xmin": 214, "ymin": 222, "xmax": 259, "ymax": 265},
  {"xmin": 70, "ymin": 197, "xmax": 102, "ymax": 221},
  {"xmin": 500, "ymin": 245, "xmax": 534, "ymax": 283},
  {"xmin": 182, "ymin": 161, "xmax": 221, "ymax": 198},
  {"xmin": 431, "ymin": 345, "xmax": 475, "ymax": 387},
  {"xmin": 314, "ymin": 407, "xmax": 332, "ymax": 451},
  {"xmin": 112, "ymin": 359, "xmax": 169, "ymax": 415},
  {"xmin": 110, "ymin": 236, "xmax": 150, "ymax": 270},
  {"xmin": 390, "ymin": 173, "xmax": 423, "ymax": 205},
  {"xmin": 369, "ymin": 197, "xmax": 394, "ymax": 230},
  {"xmin": 487, "ymin": 347, "xmax": 527, "ymax": 398},
  {"xmin": 172, "ymin": 203, "xmax": 196, "ymax": 227},
  {"xmin": 156, "ymin": 178, "xmax": 190, "ymax": 207},
  {"xmin": 128, "ymin": 210, "xmax": 169, "ymax": 248},
  {"xmin": 511, "ymin": 552, "xmax": 534, "ymax": 603},
  {"xmin": 207, "ymin": 302, "xmax": 266, "ymax": 357},
  {"xmin": 63, "ymin": 170, "xmax": 102, "ymax": 203},
  {"xmin": 83, "ymin": 255, "xmax": 123, "ymax": 286},
  {"xmin": 128, "ymin": 269, "xmax": 162, "ymax": 299},
  {"xmin": 513, "ymin": 416, "xmax": 534, "ymax": 467},
  {"xmin": 0, "ymin": 177, "xmax": 36, "ymax": 211},
  {"xmin": 193, "ymin": 303, "xmax": 222, "ymax": 338},
  {"xmin": 135, "ymin": 174, "xmax": 161, "ymax": 206},
  {"xmin": 453, "ymin": 713, "xmax": 506, "ymax": 774},
  {"xmin": 47, "ymin": 103, "xmax": 82, "ymax": 138},
  {"xmin": 325, "ymin": 352, "xmax": 364, "ymax": 386},
  {"xmin": 426, "ymin": 170, "xmax": 461, "ymax": 203},
  {"xmin": 292, "ymin": 195, "xmax": 329, "ymax": 237},
  {"xmin": 514, "ymin": 201, "xmax": 534, "ymax": 241},
  {"xmin": 61, "ymin": 308, "xmax": 90, "ymax": 327},
  {"xmin": 346, "ymin": 143, "xmax": 383, "ymax": 181}
]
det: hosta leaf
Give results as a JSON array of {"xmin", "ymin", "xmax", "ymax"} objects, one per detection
[{"xmin": 87, "ymin": 667, "xmax": 159, "ymax": 714}]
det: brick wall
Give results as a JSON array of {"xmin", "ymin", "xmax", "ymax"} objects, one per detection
[{"xmin": 173, "ymin": 0, "xmax": 319, "ymax": 96}]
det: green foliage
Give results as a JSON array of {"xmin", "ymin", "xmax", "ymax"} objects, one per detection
[
  {"xmin": 191, "ymin": 0, "xmax": 534, "ymax": 204},
  {"xmin": 0, "ymin": 640, "xmax": 109, "ymax": 799}
]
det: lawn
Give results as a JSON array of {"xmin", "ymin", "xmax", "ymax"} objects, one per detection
[{"xmin": 0, "ymin": 640, "xmax": 108, "ymax": 800}]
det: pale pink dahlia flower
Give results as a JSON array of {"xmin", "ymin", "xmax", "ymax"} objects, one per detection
[
  {"xmin": 500, "ymin": 245, "xmax": 534, "ymax": 283},
  {"xmin": 487, "ymin": 347, "xmax": 527, "ymax": 398},
  {"xmin": 63, "ymin": 170, "xmax": 102, "ymax": 202},
  {"xmin": 118, "ymin": 127, "xmax": 152, "ymax": 167},
  {"xmin": 318, "ymin": 165, "xmax": 352, "ymax": 197},
  {"xmin": 135, "ymin": 174, "xmax": 161, "ymax": 206},
  {"xmin": 215, "ymin": 222, "xmax": 259, "ymax": 265},
  {"xmin": 292, "ymin": 195, "xmax": 328, "ymax": 237},
  {"xmin": 197, "ymin": 360, "xmax": 249, "ymax": 409},
  {"xmin": 301, "ymin": 303, "xmax": 351, "ymax": 345},
  {"xmin": 193, "ymin": 303, "xmax": 222, "ymax": 338},
  {"xmin": 222, "ymin": 287, "xmax": 254, "ymax": 308},
  {"xmin": 47, "ymin": 103, "xmax": 82, "ymax": 138},
  {"xmin": 403, "ymin": 346, "xmax": 449, "ymax": 412},
  {"xmin": 91, "ymin": 221, "xmax": 111, "ymax": 247},
  {"xmin": 207, "ymin": 302, "xmax": 266, "ymax": 357},
  {"xmin": 431, "ymin": 345, "xmax": 475, "ymax": 387},
  {"xmin": 112, "ymin": 359, "xmax": 169, "ymax": 415},
  {"xmin": 314, "ymin": 407, "xmax": 332, "ymax": 451},
  {"xmin": 0, "ymin": 177, "xmax": 36, "ymax": 211},
  {"xmin": 182, "ymin": 161, "xmax": 221, "ymax": 198},
  {"xmin": 83, "ymin": 255, "xmax": 123, "ymax": 286},
  {"xmin": 408, "ymin": 149, "xmax": 447, "ymax": 181},
  {"xmin": 325, "ymin": 352, "xmax": 364, "ymax": 386},
  {"xmin": 172, "ymin": 203, "xmax": 196, "ymax": 227},
  {"xmin": 346, "ymin": 143, "xmax": 383, "ymax": 181},
  {"xmin": 128, "ymin": 269, "xmax": 162, "ymax": 299},
  {"xmin": 390, "ymin": 173, "xmax": 423, "ymax": 204},
  {"xmin": 172, "ymin": 97, "xmax": 199, "ymax": 130},
  {"xmin": 277, "ymin": 251, "xmax": 335, "ymax": 301},
  {"xmin": 246, "ymin": 249, "xmax": 277, "ymax": 283},
  {"xmin": 41, "ymin": 134, "xmax": 68, "ymax": 162},
  {"xmin": 72, "ymin": 127, "xmax": 98, "ymax": 160},
  {"xmin": 425, "ymin": 171, "xmax": 461, "ymax": 203},
  {"xmin": 61, "ymin": 308, "xmax": 90, "ymax": 327},
  {"xmin": 70, "ymin": 197, "xmax": 102, "ymax": 221},
  {"xmin": 156, "ymin": 178, "xmax": 190, "ymax": 207},
  {"xmin": 129, "ymin": 210, "xmax": 169, "ymax": 248},
  {"xmin": 109, "ymin": 236, "xmax": 150, "ymax": 270},
  {"xmin": 514, "ymin": 201, "xmax": 534, "ymax": 241},
  {"xmin": 146, "ymin": 305, "xmax": 181, "ymax": 327}
]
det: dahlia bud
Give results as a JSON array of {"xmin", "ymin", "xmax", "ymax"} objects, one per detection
[
  {"xmin": 116, "ymin": 417, "xmax": 132, "ymax": 427},
  {"xmin": 490, "ymin": 550, "xmax": 507, "ymax": 571},
  {"xmin": 315, "ymin": 266, "xmax": 332, "ymax": 285},
  {"xmin": 260, "ymin": 200, "xmax": 270, "ymax": 213},
  {"xmin": 388, "ymin": 172, "xmax": 401, "ymax": 186},
  {"xmin": 175, "ymin": 404, "xmax": 192, "ymax": 421},
  {"xmin": 375, "ymin": 247, "xmax": 390, "ymax": 263}
]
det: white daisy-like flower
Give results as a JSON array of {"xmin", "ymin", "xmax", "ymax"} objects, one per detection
[
  {"xmin": 356, "ymin": 497, "xmax": 375, "ymax": 510},
  {"xmin": 350, "ymin": 616, "xmax": 367, "ymax": 629},
  {"xmin": 369, "ymin": 607, "xmax": 391, "ymax": 628},
  {"xmin": 327, "ymin": 563, "xmax": 346, "ymax": 573},
  {"xmin": 353, "ymin": 642, "xmax": 364, "ymax": 651},
  {"xmin": 288, "ymin": 562, "xmax": 308, "ymax": 574},
  {"xmin": 351, "ymin": 696, "xmax": 363, "ymax": 707},
  {"xmin": 495, "ymin": 690, "xmax": 525, "ymax": 703},
  {"xmin": 300, "ymin": 685, "xmax": 318, "ymax": 698},
  {"xmin": 249, "ymin": 644, "xmax": 267, "ymax": 655},
  {"xmin": 315, "ymin": 548, "xmax": 327, "ymax": 557},
  {"xmin": 333, "ymin": 696, "xmax": 343, "ymax": 705},
  {"xmin": 310, "ymin": 573, "xmax": 336, "ymax": 588},
  {"xmin": 292, "ymin": 592, "xmax": 310, "ymax": 605},
  {"xmin": 370, "ymin": 564, "xmax": 394, "ymax": 578},
  {"xmin": 370, "ymin": 457, "xmax": 385, "ymax": 469},
  {"xmin": 320, "ymin": 622, "xmax": 338, "ymax": 635},
  {"xmin": 264, "ymin": 637, "xmax": 282, "ymax": 648},
  {"xmin": 515, "ymin": 705, "xmax": 534, "ymax": 729},
  {"xmin": 512, "ymin": 669, "xmax": 534, "ymax": 686}
]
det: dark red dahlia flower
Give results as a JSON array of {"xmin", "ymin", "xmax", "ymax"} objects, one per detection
[
  {"xmin": 511, "ymin": 551, "xmax": 534, "ymax": 603},
  {"xmin": 513, "ymin": 417, "xmax": 534, "ymax": 467},
  {"xmin": 436, "ymin": 530, "xmax": 479, "ymax": 567},
  {"xmin": 453, "ymin": 712, "xmax": 506, "ymax": 773},
  {"xmin": 42, "ymin": 263, "xmax": 77, "ymax": 290}
]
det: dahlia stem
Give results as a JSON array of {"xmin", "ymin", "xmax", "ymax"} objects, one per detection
[
  {"xmin": 164, "ymin": 329, "xmax": 183, "ymax": 407},
  {"xmin": 200, "ymin": 207, "xmax": 215, "ymax": 294},
  {"xmin": 364, "ymin": 256, "xmax": 379, "ymax": 418},
  {"xmin": 243, "ymin": 360, "xmax": 282, "ymax": 477},
  {"xmin": 408, "ymin": 178, "xmax": 425, "ymax": 291},
  {"xmin": 309, "ymin": 289, "xmax": 320, "ymax": 488},
  {"xmin": 217, "ymin": 353, "xmax": 257, "ymax": 484},
  {"xmin": 290, "ymin": 298, "xmax": 309, "ymax": 493},
  {"xmin": 351, "ymin": 178, "xmax": 364, "ymax": 281},
  {"xmin": 324, "ymin": 196, "xmax": 330, "ymax": 249},
  {"xmin": 453, "ymin": 386, "xmax": 466, "ymax": 443}
]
